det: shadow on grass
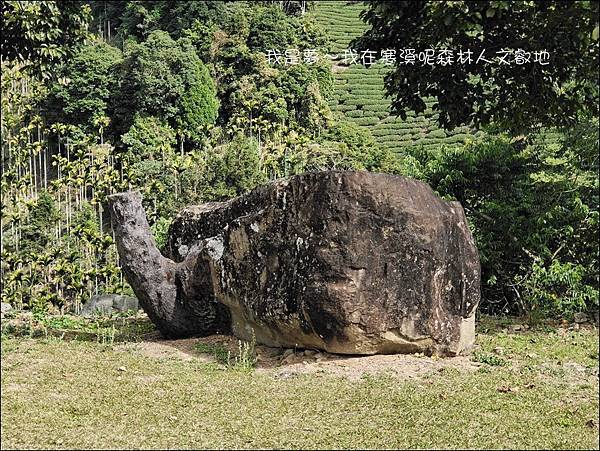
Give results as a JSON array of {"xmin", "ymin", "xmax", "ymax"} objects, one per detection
[{"xmin": 1, "ymin": 312, "xmax": 156, "ymax": 344}]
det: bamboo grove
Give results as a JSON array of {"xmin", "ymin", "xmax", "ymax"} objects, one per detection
[{"xmin": 2, "ymin": 62, "xmax": 125, "ymax": 315}]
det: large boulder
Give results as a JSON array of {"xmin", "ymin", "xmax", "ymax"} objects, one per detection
[{"xmin": 109, "ymin": 171, "xmax": 480, "ymax": 355}]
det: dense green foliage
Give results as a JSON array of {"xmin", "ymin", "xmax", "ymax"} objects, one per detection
[
  {"xmin": 114, "ymin": 30, "xmax": 218, "ymax": 146},
  {"xmin": 354, "ymin": 1, "xmax": 599, "ymax": 132},
  {"xmin": 45, "ymin": 40, "xmax": 123, "ymax": 134},
  {"xmin": 109, "ymin": 1, "xmax": 225, "ymax": 42},
  {"xmin": 1, "ymin": 0, "xmax": 91, "ymax": 79},
  {"xmin": 1, "ymin": 1, "xmax": 597, "ymax": 319},
  {"xmin": 408, "ymin": 125, "xmax": 598, "ymax": 316}
]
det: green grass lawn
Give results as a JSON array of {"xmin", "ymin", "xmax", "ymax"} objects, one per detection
[{"xmin": 1, "ymin": 315, "xmax": 598, "ymax": 449}]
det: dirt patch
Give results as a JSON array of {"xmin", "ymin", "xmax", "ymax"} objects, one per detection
[
  {"xmin": 534, "ymin": 361, "xmax": 600, "ymax": 386},
  {"xmin": 3, "ymin": 383, "xmax": 26, "ymax": 393},
  {"xmin": 331, "ymin": 62, "xmax": 348, "ymax": 73},
  {"xmin": 134, "ymin": 374, "xmax": 164, "ymax": 384},
  {"xmin": 117, "ymin": 338, "xmax": 211, "ymax": 362},
  {"xmin": 266, "ymin": 353, "xmax": 479, "ymax": 381},
  {"xmin": 120, "ymin": 333, "xmax": 481, "ymax": 380}
]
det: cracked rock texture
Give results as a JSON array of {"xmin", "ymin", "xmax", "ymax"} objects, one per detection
[{"xmin": 110, "ymin": 171, "xmax": 480, "ymax": 355}]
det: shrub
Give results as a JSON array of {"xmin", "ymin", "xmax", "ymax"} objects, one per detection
[
  {"xmin": 520, "ymin": 260, "xmax": 597, "ymax": 318},
  {"xmin": 472, "ymin": 351, "xmax": 509, "ymax": 367},
  {"xmin": 121, "ymin": 115, "xmax": 176, "ymax": 162},
  {"xmin": 201, "ymin": 134, "xmax": 266, "ymax": 201},
  {"xmin": 114, "ymin": 30, "xmax": 218, "ymax": 145},
  {"xmin": 407, "ymin": 123, "xmax": 599, "ymax": 317}
]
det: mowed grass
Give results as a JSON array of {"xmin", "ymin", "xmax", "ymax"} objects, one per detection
[{"xmin": 1, "ymin": 316, "xmax": 598, "ymax": 450}]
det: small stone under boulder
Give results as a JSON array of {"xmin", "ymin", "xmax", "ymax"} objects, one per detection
[
  {"xmin": 80, "ymin": 294, "xmax": 139, "ymax": 317},
  {"xmin": 109, "ymin": 171, "xmax": 480, "ymax": 356}
]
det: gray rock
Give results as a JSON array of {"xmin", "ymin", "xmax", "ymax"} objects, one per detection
[
  {"xmin": 80, "ymin": 294, "xmax": 139, "ymax": 317},
  {"xmin": 281, "ymin": 353, "xmax": 304, "ymax": 365},
  {"xmin": 574, "ymin": 312, "xmax": 589, "ymax": 324},
  {"xmin": 1, "ymin": 303, "xmax": 13, "ymax": 315},
  {"xmin": 111, "ymin": 295, "xmax": 139, "ymax": 312},
  {"xmin": 108, "ymin": 171, "xmax": 480, "ymax": 355}
]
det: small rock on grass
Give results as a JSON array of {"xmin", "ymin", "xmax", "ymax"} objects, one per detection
[
  {"xmin": 281, "ymin": 354, "xmax": 304, "ymax": 365},
  {"xmin": 586, "ymin": 419, "xmax": 599, "ymax": 429},
  {"xmin": 574, "ymin": 312, "xmax": 589, "ymax": 324}
]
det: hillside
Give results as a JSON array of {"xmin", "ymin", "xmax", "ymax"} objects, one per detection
[
  {"xmin": 313, "ymin": 1, "xmax": 566, "ymax": 153},
  {"xmin": 313, "ymin": 1, "xmax": 483, "ymax": 153}
]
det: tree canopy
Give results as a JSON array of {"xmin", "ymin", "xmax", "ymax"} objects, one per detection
[
  {"xmin": 45, "ymin": 40, "xmax": 123, "ymax": 133},
  {"xmin": 1, "ymin": 0, "xmax": 91, "ymax": 79},
  {"xmin": 113, "ymin": 30, "xmax": 219, "ymax": 145}
]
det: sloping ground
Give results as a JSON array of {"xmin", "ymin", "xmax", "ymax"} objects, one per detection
[
  {"xmin": 332, "ymin": 63, "xmax": 483, "ymax": 153},
  {"xmin": 314, "ymin": 0, "xmax": 367, "ymax": 55},
  {"xmin": 314, "ymin": 1, "xmax": 561, "ymax": 153},
  {"xmin": 314, "ymin": 1, "xmax": 482, "ymax": 153}
]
